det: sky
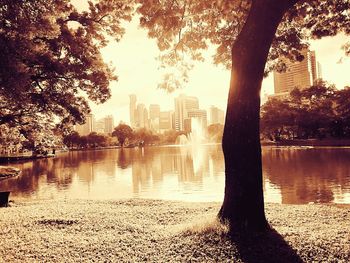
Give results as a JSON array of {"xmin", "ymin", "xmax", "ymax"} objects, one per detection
[{"xmin": 72, "ymin": 1, "xmax": 350, "ymax": 124}]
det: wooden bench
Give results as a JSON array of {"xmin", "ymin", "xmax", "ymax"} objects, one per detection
[{"xmin": 0, "ymin": 192, "xmax": 10, "ymax": 207}]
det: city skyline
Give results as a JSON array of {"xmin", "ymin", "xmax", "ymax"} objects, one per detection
[
  {"xmin": 75, "ymin": 93, "xmax": 225, "ymax": 135},
  {"xmin": 84, "ymin": 14, "xmax": 349, "ymax": 123},
  {"xmin": 75, "ymin": 114, "xmax": 115, "ymax": 136},
  {"xmin": 129, "ymin": 94, "xmax": 224, "ymax": 133}
]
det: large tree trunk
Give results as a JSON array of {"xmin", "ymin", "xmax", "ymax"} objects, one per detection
[{"xmin": 218, "ymin": 0, "xmax": 294, "ymax": 232}]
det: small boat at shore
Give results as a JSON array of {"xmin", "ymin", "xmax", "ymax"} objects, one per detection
[
  {"xmin": 0, "ymin": 153, "xmax": 55, "ymax": 163},
  {"xmin": 0, "ymin": 166, "xmax": 21, "ymax": 180}
]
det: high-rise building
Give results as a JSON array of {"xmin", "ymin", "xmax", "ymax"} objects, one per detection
[
  {"xmin": 174, "ymin": 94, "xmax": 199, "ymax": 131},
  {"xmin": 94, "ymin": 119, "xmax": 105, "ymax": 133},
  {"xmin": 317, "ymin": 61, "xmax": 322, "ymax": 79},
  {"xmin": 159, "ymin": 111, "xmax": 172, "ymax": 132},
  {"xmin": 104, "ymin": 115, "xmax": 114, "ymax": 134},
  {"xmin": 143, "ymin": 108, "xmax": 149, "ymax": 129},
  {"xmin": 171, "ymin": 111, "xmax": 176, "ymax": 130},
  {"xmin": 209, "ymin": 106, "xmax": 225, "ymax": 125},
  {"xmin": 273, "ymin": 49, "xmax": 321, "ymax": 96},
  {"xmin": 149, "ymin": 104, "xmax": 160, "ymax": 119},
  {"xmin": 135, "ymin": 103, "xmax": 149, "ymax": 128},
  {"xmin": 149, "ymin": 104, "xmax": 160, "ymax": 132},
  {"xmin": 129, "ymin": 94, "xmax": 137, "ymax": 127},
  {"xmin": 75, "ymin": 113, "xmax": 94, "ymax": 136}
]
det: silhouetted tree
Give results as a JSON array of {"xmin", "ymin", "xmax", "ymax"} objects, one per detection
[
  {"xmin": 261, "ymin": 98, "xmax": 297, "ymax": 141},
  {"xmin": 261, "ymin": 83, "xmax": 350, "ymax": 140},
  {"xmin": 78, "ymin": 136, "xmax": 88, "ymax": 149},
  {"xmin": 159, "ymin": 130, "xmax": 184, "ymax": 144},
  {"xmin": 87, "ymin": 132, "xmax": 108, "ymax": 148},
  {"xmin": 112, "ymin": 124, "xmax": 134, "ymax": 146},
  {"xmin": 133, "ymin": 128, "xmax": 160, "ymax": 145},
  {"xmin": 332, "ymin": 86, "xmax": 350, "ymax": 137},
  {"xmin": 136, "ymin": 0, "xmax": 350, "ymax": 231},
  {"xmin": 63, "ymin": 131, "xmax": 81, "ymax": 149}
]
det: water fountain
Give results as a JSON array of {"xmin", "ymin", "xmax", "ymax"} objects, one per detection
[
  {"xmin": 187, "ymin": 117, "xmax": 206, "ymax": 145},
  {"xmin": 175, "ymin": 117, "xmax": 206, "ymax": 145},
  {"xmin": 175, "ymin": 134, "xmax": 189, "ymax": 145}
]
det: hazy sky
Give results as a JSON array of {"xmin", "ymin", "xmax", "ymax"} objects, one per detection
[{"xmin": 72, "ymin": 1, "xmax": 350, "ymax": 124}]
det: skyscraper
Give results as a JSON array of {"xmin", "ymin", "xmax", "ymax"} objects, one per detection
[
  {"xmin": 174, "ymin": 94, "xmax": 199, "ymax": 131},
  {"xmin": 143, "ymin": 107, "xmax": 149, "ymax": 129},
  {"xmin": 159, "ymin": 111, "xmax": 172, "ymax": 132},
  {"xmin": 75, "ymin": 114, "xmax": 94, "ymax": 136},
  {"xmin": 149, "ymin": 104, "xmax": 160, "ymax": 132},
  {"xmin": 273, "ymin": 49, "xmax": 321, "ymax": 96},
  {"xmin": 317, "ymin": 61, "xmax": 322, "ymax": 79},
  {"xmin": 209, "ymin": 106, "xmax": 225, "ymax": 125},
  {"xmin": 94, "ymin": 118, "xmax": 105, "ymax": 133},
  {"xmin": 149, "ymin": 104, "xmax": 160, "ymax": 119},
  {"xmin": 129, "ymin": 94, "xmax": 137, "ymax": 127},
  {"xmin": 104, "ymin": 115, "xmax": 114, "ymax": 134},
  {"xmin": 136, "ymin": 103, "xmax": 148, "ymax": 128}
]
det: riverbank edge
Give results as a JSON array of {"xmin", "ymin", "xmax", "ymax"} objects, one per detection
[
  {"xmin": 262, "ymin": 138, "xmax": 350, "ymax": 147},
  {"xmin": 2, "ymin": 140, "xmax": 350, "ymax": 164},
  {"xmin": 0, "ymin": 199, "xmax": 349, "ymax": 262}
]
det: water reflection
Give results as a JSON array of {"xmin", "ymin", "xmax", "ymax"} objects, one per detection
[
  {"xmin": 262, "ymin": 147, "xmax": 350, "ymax": 204},
  {"xmin": 0, "ymin": 146, "xmax": 350, "ymax": 204}
]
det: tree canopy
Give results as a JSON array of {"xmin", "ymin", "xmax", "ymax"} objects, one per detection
[
  {"xmin": 112, "ymin": 123, "xmax": 134, "ymax": 146},
  {"xmin": 0, "ymin": 0, "xmax": 133, "ymax": 139},
  {"xmin": 136, "ymin": 0, "xmax": 349, "ymax": 89},
  {"xmin": 261, "ymin": 83, "xmax": 350, "ymax": 140}
]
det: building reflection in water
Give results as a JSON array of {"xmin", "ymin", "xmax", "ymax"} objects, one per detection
[
  {"xmin": 262, "ymin": 147, "xmax": 350, "ymax": 204},
  {"xmin": 1, "ymin": 146, "xmax": 350, "ymax": 204}
]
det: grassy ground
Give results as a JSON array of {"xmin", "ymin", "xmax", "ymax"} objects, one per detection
[{"xmin": 0, "ymin": 199, "xmax": 349, "ymax": 262}]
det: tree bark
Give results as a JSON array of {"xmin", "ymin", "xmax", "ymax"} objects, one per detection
[{"xmin": 219, "ymin": 0, "xmax": 294, "ymax": 232}]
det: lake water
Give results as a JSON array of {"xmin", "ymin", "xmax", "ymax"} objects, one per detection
[{"xmin": 1, "ymin": 145, "xmax": 350, "ymax": 204}]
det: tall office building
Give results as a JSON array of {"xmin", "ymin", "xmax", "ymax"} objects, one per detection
[
  {"xmin": 149, "ymin": 104, "xmax": 160, "ymax": 119},
  {"xmin": 317, "ymin": 61, "xmax": 322, "ymax": 79},
  {"xmin": 143, "ymin": 108, "xmax": 149, "ymax": 129},
  {"xmin": 273, "ymin": 49, "xmax": 321, "ymax": 96},
  {"xmin": 104, "ymin": 115, "xmax": 114, "ymax": 134},
  {"xmin": 159, "ymin": 111, "xmax": 172, "ymax": 132},
  {"xmin": 76, "ymin": 114, "xmax": 94, "ymax": 136},
  {"xmin": 129, "ymin": 94, "xmax": 137, "ymax": 127},
  {"xmin": 94, "ymin": 118, "xmax": 105, "ymax": 133},
  {"xmin": 174, "ymin": 94, "xmax": 199, "ymax": 131},
  {"xmin": 149, "ymin": 104, "xmax": 160, "ymax": 132},
  {"xmin": 135, "ymin": 103, "xmax": 149, "ymax": 128},
  {"xmin": 171, "ymin": 111, "xmax": 176, "ymax": 130},
  {"xmin": 209, "ymin": 106, "xmax": 225, "ymax": 125}
]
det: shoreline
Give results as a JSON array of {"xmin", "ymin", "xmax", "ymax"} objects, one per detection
[
  {"xmin": 2, "ymin": 141, "xmax": 350, "ymax": 164},
  {"xmin": 262, "ymin": 138, "xmax": 350, "ymax": 147},
  {"xmin": 0, "ymin": 199, "xmax": 349, "ymax": 262}
]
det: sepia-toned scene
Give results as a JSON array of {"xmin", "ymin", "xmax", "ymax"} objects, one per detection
[{"xmin": 1, "ymin": 0, "xmax": 349, "ymax": 262}]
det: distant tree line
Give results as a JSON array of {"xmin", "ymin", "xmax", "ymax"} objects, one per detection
[
  {"xmin": 261, "ymin": 82, "xmax": 350, "ymax": 141},
  {"xmin": 62, "ymin": 122, "xmax": 225, "ymax": 149},
  {"xmin": 62, "ymin": 123, "xmax": 188, "ymax": 149}
]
